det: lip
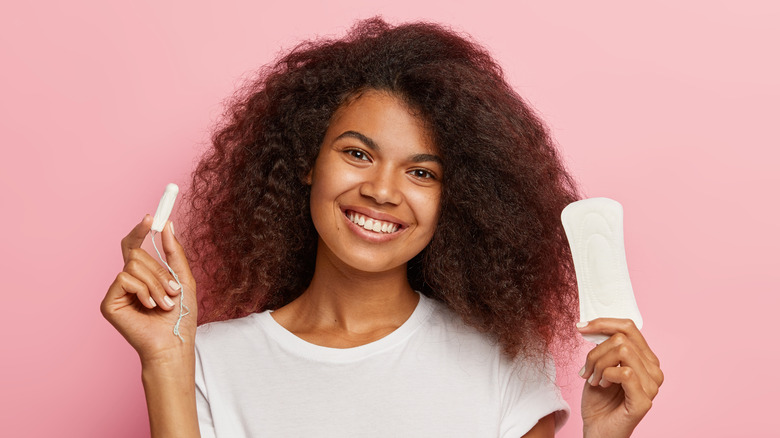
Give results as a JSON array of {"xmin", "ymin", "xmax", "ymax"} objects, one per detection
[
  {"xmin": 340, "ymin": 205, "xmax": 409, "ymax": 228},
  {"xmin": 340, "ymin": 205, "xmax": 408, "ymax": 242}
]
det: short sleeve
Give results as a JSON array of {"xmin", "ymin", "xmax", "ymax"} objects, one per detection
[
  {"xmin": 499, "ymin": 355, "xmax": 570, "ymax": 437},
  {"xmin": 194, "ymin": 342, "xmax": 217, "ymax": 438}
]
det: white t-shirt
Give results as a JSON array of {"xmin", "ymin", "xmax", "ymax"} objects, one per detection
[{"xmin": 195, "ymin": 293, "xmax": 569, "ymax": 437}]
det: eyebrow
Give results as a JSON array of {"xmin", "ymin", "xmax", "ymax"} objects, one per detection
[
  {"xmin": 334, "ymin": 130, "xmax": 443, "ymax": 165},
  {"xmin": 335, "ymin": 131, "xmax": 379, "ymax": 151}
]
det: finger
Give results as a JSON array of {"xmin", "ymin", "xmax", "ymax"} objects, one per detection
[
  {"xmin": 121, "ymin": 215, "xmax": 153, "ymax": 263},
  {"xmin": 651, "ymin": 365, "xmax": 664, "ymax": 389},
  {"xmin": 579, "ymin": 328, "xmax": 662, "ymax": 394},
  {"xmin": 579, "ymin": 332, "xmax": 631, "ymax": 384},
  {"xmin": 103, "ymin": 271, "xmax": 156, "ymax": 311},
  {"xmin": 578, "ymin": 318, "xmax": 660, "ymax": 366},
  {"xmin": 124, "ymin": 258, "xmax": 177, "ymax": 311},
  {"xmin": 589, "ymin": 341, "xmax": 658, "ymax": 399},
  {"xmin": 160, "ymin": 221, "xmax": 196, "ymax": 291},
  {"xmin": 125, "ymin": 247, "xmax": 182, "ymax": 298},
  {"xmin": 601, "ymin": 366, "xmax": 653, "ymax": 419}
]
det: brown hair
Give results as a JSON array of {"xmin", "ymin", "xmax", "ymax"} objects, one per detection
[{"xmin": 184, "ymin": 17, "xmax": 580, "ymax": 360}]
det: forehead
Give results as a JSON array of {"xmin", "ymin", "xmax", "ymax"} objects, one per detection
[{"xmin": 324, "ymin": 90, "xmax": 438, "ymax": 155}]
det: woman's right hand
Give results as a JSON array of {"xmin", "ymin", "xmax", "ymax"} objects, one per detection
[{"xmin": 101, "ymin": 215, "xmax": 198, "ymax": 363}]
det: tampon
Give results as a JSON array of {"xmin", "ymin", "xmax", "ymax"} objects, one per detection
[
  {"xmin": 151, "ymin": 183, "xmax": 179, "ymax": 232},
  {"xmin": 561, "ymin": 197, "xmax": 643, "ymax": 343}
]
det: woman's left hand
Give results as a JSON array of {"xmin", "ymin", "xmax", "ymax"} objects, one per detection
[{"xmin": 577, "ymin": 318, "xmax": 664, "ymax": 438}]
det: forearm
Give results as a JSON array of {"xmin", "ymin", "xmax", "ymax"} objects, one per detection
[{"xmin": 141, "ymin": 350, "xmax": 200, "ymax": 438}]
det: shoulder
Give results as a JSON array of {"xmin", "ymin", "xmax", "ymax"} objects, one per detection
[
  {"xmin": 423, "ymin": 295, "xmax": 551, "ymax": 366},
  {"xmin": 419, "ymin": 295, "xmax": 509, "ymax": 360},
  {"xmin": 194, "ymin": 311, "xmax": 282, "ymax": 376},
  {"xmin": 429, "ymin": 299, "xmax": 559, "ymax": 389},
  {"xmin": 195, "ymin": 312, "xmax": 265, "ymax": 350},
  {"xmin": 413, "ymin": 296, "xmax": 521, "ymax": 380},
  {"xmin": 421, "ymin": 295, "xmax": 570, "ymax": 434}
]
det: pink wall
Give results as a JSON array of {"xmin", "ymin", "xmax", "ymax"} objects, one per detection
[{"xmin": 1, "ymin": 1, "xmax": 777, "ymax": 436}]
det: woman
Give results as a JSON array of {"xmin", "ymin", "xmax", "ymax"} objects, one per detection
[{"xmin": 102, "ymin": 18, "xmax": 662, "ymax": 437}]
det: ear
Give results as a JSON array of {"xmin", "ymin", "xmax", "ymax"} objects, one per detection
[{"xmin": 304, "ymin": 168, "xmax": 313, "ymax": 186}]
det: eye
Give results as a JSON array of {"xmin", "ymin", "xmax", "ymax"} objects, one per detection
[
  {"xmin": 409, "ymin": 168, "xmax": 437, "ymax": 180},
  {"xmin": 344, "ymin": 148, "xmax": 370, "ymax": 161}
]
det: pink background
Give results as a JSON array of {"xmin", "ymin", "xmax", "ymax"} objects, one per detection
[{"xmin": 1, "ymin": 1, "xmax": 778, "ymax": 436}]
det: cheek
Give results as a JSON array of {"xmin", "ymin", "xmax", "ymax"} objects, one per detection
[
  {"xmin": 309, "ymin": 161, "xmax": 338, "ymax": 206},
  {"xmin": 310, "ymin": 154, "xmax": 365, "ymax": 193},
  {"xmin": 308, "ymin": 172, "xmax": 334, "ymax": 232},
  {"xmin": 409, "ymin": 189, "xmax": 442, "ymax": 226},
  {"xmin": 308, "ymin": 161, "xmax": 364, "ymax": 225}
]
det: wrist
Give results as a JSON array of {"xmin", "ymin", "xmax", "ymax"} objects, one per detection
[
  {"xmin": 583, "ymin": 423, "xmax": 636, "ymax": 438},
  {"xmin": 141, "ymin": 345, "xmax": 195, "ymax": 383},
  {"xmin": 140, "ymin": 339, "xmax": 195, "ymax": 367}
]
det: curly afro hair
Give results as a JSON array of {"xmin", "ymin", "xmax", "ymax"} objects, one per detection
[{"xmin": 183, "ymin": 17, "xmax": 581, "ymax": 360}]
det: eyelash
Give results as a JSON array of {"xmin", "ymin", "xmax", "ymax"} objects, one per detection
[
  {"xmin": 343, "ymin": 148, "xmax": 438, "ymax": 181},
  {"xmin": 345, "ymin": 148, "xmax": 371, "ymax": 161},
  {"xmin": 409, "ymin": 168, "xmax": 437, "ymax": 180}
]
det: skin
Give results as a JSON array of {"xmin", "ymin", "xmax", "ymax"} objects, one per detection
[
  {"xmin": 577, "ymin": 318, "xmax": 664, "ymax": 437},
  {"xmin": 101, "ymin": 217, "xmax": 199, "ymax": 438},
  {"xmin": 272, "ymin": 90, "xmax": 442, "ymax": 347},
  {"xmin": 101, "ymin": 90, "xmax": 662, "ymax": 437}
]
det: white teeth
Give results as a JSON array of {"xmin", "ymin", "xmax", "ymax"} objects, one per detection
[{"xmin": 347, "ymin": 211, "xmax": 400, "ymax": 234}]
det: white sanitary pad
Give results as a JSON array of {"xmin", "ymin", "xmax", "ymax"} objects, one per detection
[{"xmin": 561, "ymin": 197, "xmax": 642, "ymax": 343}]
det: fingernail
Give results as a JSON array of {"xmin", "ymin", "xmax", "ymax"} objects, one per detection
[
  {"xmin": 168, "ymin": 280, "xmax": 181, "ymax": 291},
  {"xmin": 576, "ymin": 321, "xmax": 589, "ymax": 329},
  {"xmin": 587, "ymin": 375, "xmax": 596, "ymax": 385},
  {"xmin": 164, "ymin": 296, "xmax": 175, "ymax": 307},
  {"xmin": 170, "ymin": 221, "xmax": 175, "ymax": 236},
  {"xmin": 148, "ymin": 297, "xmax": 157, "ymax": 308},
  {"xmin": 578, "ymin": 366, "xmax": 586, "ymax": 377},
  {"xmin": 599, "ymin": 378, "xmax": 607, "ymax": 387}
]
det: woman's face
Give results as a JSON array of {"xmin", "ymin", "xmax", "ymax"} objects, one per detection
[{"xmin": 308, "ymin": 90, "xmax": 442, "ymax": 275}]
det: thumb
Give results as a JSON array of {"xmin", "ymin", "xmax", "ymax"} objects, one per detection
[{"xmin": 160, "ymin": 221, "xmax": 196, "ymax": 291}]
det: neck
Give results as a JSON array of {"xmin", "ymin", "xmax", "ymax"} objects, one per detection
[{"xmin": 272, "ymin": 240, "xmax": 419, "ymax": 343}]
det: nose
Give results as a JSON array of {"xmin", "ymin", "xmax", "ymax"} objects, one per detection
[{"xmin": 359, "ymin": 167, "xmax": 402, "ymax": 205}]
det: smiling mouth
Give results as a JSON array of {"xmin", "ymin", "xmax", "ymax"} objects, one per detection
[{"xmin": 345, "ymin": 210, "xmax": 402, "ymax": 234}]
